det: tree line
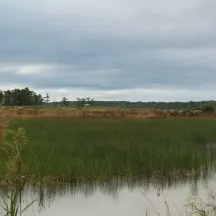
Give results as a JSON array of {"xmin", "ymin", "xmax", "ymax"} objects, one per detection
[
  {"xmin": 61, "ymin": 100, "xmax": 216, "ymax": 110},
  {"xmin": 0, "ymin": 87, "xmax": 215, "ymax": 109},
  {"xmin": 0, "ymin": 87, "xmax": 44, "ymax": 106}
]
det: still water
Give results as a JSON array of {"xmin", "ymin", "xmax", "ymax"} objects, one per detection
[{"xmin": 5, "ymin": 174, "xmax": 213, "ymax": 216}]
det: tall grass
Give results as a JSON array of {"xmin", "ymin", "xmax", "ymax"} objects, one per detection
[
  {"xmin": 0, "ymin": 127, "xmax": 37, "ymax": 216},
  {"xmin": 1, "ymin": 119, "xmax": 216, "ymax": 215},
  {"xmin": 2, "ymin": 118, "xmax": 216, "ymax": 182},
  {"xmin": 4, "ymin": 118, "xmax": 216, "ymax": 181}
]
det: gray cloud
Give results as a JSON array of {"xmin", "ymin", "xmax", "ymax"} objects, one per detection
[{"xmin": 1, "ymin": 0, "xmax": 216, "ymax": 101}]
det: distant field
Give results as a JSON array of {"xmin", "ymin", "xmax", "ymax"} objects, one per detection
[
  {"xmin": 1, "ymin": 118, "xmax": 215, "ymax": 182},
  {"xmin": 0, "ymin": 106, "xmax": 154, "ymax": 119},
  {"xmin": 1, "ymin": 106, "xmax": 216, "ymax": 120}
]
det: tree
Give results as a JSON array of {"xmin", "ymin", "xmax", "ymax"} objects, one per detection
[
  {"xmin": 86, "ymin": 97, "xmax": 90, "ymax": 102},
  {"xmin": 44, "ymin": 93, "xmax": 50, "ymax": 104},
  {"xmin": 0, "ymin": 87, "xmax": 44, "ymax": 106},
  {"xmin": 86, "ymin": 97, "xmax": 94, "ymax": 105},
  {"xmin": 62, "ymin": 97, "xmax": 69, "ymax": 107},
  {"xmin": 201, "ymin": 105, "xmax": 215, "ymax": 115},
  {"xmin": 0, "ymin": 90, "xmax": 3, "ymax": 105},
  {"xmin": 90, "ymin": 98, "xmax": 94, "ymax": 105},
  {"xmin": 76, "ymin": 97, "xmax": 94, "ymax": 107},
  {"xmin": 32, "ymin": 93, "xmax": 43, "ymax": 105},
  {"xmin": 3, "ymin": 90, "xmax": 12, "ymax": 106},
  {"xmin": 76, "ymin": 98, "xmax": 85, "ymax": 107}
]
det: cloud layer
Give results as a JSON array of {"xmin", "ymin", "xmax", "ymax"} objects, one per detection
[{"xmin": 1, "ymin": 0, "xmax": 216, "ymax": 101}]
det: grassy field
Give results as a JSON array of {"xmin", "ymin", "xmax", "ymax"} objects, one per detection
[
  {"xmin": 1, "ymin": 117, "xmax": 216, "ymax": 182},
  {"xmin": 1, "ymin": 105, "xmax": 216, "ymax": 120}
]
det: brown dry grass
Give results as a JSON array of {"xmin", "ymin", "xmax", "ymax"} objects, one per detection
[
  {"xmin": 1, "ymin": 107, "xmax": 216, "ymax": 121},
  {"xmin": 0, "ymin": 107, "xmax": 153, "ymax": 119},
  {"xmin": 0, "ymin": 114, "xmax": 7, "ymax": 142},
  {"xmin": 0, "ymin": 119, "xmax": 4, "ymax": 141}
]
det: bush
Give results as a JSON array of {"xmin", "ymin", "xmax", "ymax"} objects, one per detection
[{"xmin": 201, "ymin": 105, "xmax": 215, "ymax": 115}]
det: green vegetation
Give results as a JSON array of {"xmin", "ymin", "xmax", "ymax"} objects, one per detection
[
  {"xmin": 69, "ymin": 100, "xmax": 216, "ymax": 110},
  {"xmin": 76, "ymin": 97, "xmax": 94, "ymax": 107},
  {"xmin": 0, "ymin": 127, "xmax": 37, "ymax": 216},
  {"xmin": 1, "ymin": 86, "xmax": 216, "ymax": 111},
  {"xmin": 0, "ymin": 88, "xmax": 43, "ymax": 106},
  {"xmin": 1, "ymin": 118, "xmax": 216, "ymax": 182},
  {"xmin": 0, "ymin": 120, "xmax": 216, "ymax": 215}
]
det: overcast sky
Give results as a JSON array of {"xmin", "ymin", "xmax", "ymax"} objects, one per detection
[{"xmin": 1, "ymin": 0, "xmax": 216, "ymax": 102}]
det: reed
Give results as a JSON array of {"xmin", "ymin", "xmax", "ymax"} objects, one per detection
[
  {"xmin": 0, "ymin": 127, "xmax": 37, "ymax": 216},
  {"xmin": 1, "ymin": 118, "xmax": 215, "ymax": 182}
]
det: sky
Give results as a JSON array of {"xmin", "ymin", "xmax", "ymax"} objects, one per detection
[{"xmin": 1, "ymin": 0, "xmax": 216, "ymax": 102}]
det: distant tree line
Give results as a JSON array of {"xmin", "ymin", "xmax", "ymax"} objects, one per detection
[
  {"xmin": 0, "ymin": 87, "xmax": 43, "ymax": 106},
  {"xmin": 0, "ymin": 87, "xmax": 216, "ymax": 110},
  {"xmin": 60, "ymin": 100, "xmax": 216, "ymax": 110},
  {"xmin": 46, "ymin": 99, "xmax": 216, "ymax": 110}
]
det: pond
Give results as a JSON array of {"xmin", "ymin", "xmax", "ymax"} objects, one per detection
[{"xmin": 3, "ymin": 174, "xmax": 215, "ymax": 216}]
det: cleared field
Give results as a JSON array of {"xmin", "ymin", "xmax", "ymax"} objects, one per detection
[{"xmin": 1, "ymin": 118, "xmax": 216, "ymax": 182}]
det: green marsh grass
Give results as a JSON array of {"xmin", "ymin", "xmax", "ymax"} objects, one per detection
[{"xmin": 2, "ymin": 118, "xmax": 216, "ymax": 182}]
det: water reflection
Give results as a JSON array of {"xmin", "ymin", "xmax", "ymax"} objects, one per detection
[
  {"xmin": 1, "ymin": 174, "xmax": 216, "ymax": 216},
  {"xmin": 30, "ymin": 175, "xmax": 206, "ymax": 202}
]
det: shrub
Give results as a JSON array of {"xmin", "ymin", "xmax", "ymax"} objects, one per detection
[{"xmin": 201, "ymin": 105, "xmax": 215, "ymax": 115}]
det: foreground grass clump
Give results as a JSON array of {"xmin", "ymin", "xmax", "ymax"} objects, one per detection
[
  {"xmin": 0, "ymin": 127, "xmax": 37, "ymax": 216},
  {"xmin": 2, "ymin": 118, "xmax": 216, "ymax": 181}
]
